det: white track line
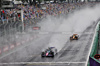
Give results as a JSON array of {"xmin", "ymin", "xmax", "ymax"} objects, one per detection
[
  {"xmin": 0, "ymin": 35, "xmax": 47, "ymax": 59},
  {"xmin": 0, "ymin": 62, "xmax": 86, "ymax": 65},
  {"xmin": 28, "ymin": 31, "xmax": 94, "ymax": 34},
  {"xmin": 85, "ymin": 21, "xmax": 99, "ymax": 66}
]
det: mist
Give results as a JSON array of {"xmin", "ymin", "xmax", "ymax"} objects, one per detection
[
  {"xmin": 1, "ymin": 3, "xmax": 100, "ymax": 64},
  {"xmin": 39, "ymin": 4, "xmax": 100, "ymax": 52}
]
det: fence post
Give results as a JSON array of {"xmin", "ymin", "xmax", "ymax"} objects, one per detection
[{"xmin": 21, "ymin": 10, "xmax": 24, "ymax": 32}]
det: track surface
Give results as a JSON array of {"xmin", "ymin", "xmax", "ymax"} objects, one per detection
[
  {"xmin": 23, "ymin": 21, "xmax": 97, "ymax": 66},
  {"xmin": 1, "ymin": 5, "xmax": 99, "ymax": 66},
  {"xmin": 0, "ymin": 14, "xmax": 97, "ymax": 66}
]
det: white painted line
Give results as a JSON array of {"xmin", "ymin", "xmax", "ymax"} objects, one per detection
[
  {"xmin": 3, "ymin": 46, "xmax": 9, "ymax": 52},
  {"xmin": 0, "ymin": 37, "xmax": 40, "ymax": 59},
  {"xmin": 0, "ymin": 31, "xmax": 48, "ymax": 59},
  {"xmin": 85, "ymin": 22, "xmax": 99, "ymax": 66},
  {"xmin": 68, "ymin": 63, "xmax": 70, "ymax": 65},
  {"xmin": 0, "ymin": 62, "xmax": 86, "ymax": 65},
  {"xmin": 39, "ymin": 32, "xmax": 49, "ymax": 34},
  {"xmin": 10, "ymin": 44, "xmax": 15, "ymax": 49},
  {"xmin": 33, "ymin": 32, "xmax": 94, "ymax": 35},
  {"xmin": 16, "ymin": 43, "xmax": 21, "ymax": 46}
]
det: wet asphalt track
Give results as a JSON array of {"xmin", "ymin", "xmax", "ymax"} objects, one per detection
[
  {"xmin": 23, "ymin": 22, "xmax": 97, "ymax": 66},
  {"xmin": 0, "ymin": 21, "xmax": 97, "ymax": 66}
]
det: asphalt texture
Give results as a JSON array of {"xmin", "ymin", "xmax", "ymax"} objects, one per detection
[
  {"xmin": 0, "ymin": 17, "xmax": 97, "ymax": 66},
  {"xmin": 0, "ymin": 5, "xmax": 99, "ymax": 66},
  {"xmin": 23, "ymin": 22, "xmax": 97, "ymax": 66}
]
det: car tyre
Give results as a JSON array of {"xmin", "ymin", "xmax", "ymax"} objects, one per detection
[
  {"xmin": 41, "ymin": 52, "xmax": 45, "ymax": 58},
  {"xmin": 52, "ymin": 52, "xmax": 54, "ymax": 58}
]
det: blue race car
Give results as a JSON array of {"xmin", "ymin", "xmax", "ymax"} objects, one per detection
[{"xmin": 41, "ymin": 47, "xmax": 57, "ymax": 58}]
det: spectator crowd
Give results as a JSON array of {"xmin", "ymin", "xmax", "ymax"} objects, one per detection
[
  {"xmin": 0, "ymin": 2, "xmax": 99, "ymax": 24},
  {"xmin": 0, "ymin": 2, "xmax": 85, "ymax": 23}
]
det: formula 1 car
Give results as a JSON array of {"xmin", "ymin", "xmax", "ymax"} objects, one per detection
[
  {"xmin": 70, "ymin": 34, "xmax": 79, "ymax": 41},
  {"xmin": 33, "ymin": 26, "xmax": 40, "ymax": 30},
  {"xmin": 41, "ymin": 47, "xmax": 57, "ymax": 58}
]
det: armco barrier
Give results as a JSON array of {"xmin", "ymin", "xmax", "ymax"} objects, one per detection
[{"xmin": 88, "ymin": 21, "xmax": 100, "ymax": 66}]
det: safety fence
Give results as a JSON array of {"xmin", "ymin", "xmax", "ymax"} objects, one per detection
[
  {"xmin": 88, "ymin": 21, "xmax": 100, "ymax": 66},
  {"xmin": 0, "ymin": 17, "xmax": 43, "ymax": 58},
  {"xmin": 0, "ymin": 3, "xmax": 85, "ymax": 59}
]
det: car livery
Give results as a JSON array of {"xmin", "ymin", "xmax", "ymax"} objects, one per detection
[
  {"xmin": 41, "ymin": 47, "xmax": 57, "ymax": 57},
  {"xmin": 70, "ymin": 34, "xmax": 79, "ymax": 41}
]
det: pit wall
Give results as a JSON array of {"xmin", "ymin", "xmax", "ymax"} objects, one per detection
[{"xmin": 88, "ymin": 21, "xmax": 100, "ymax": 66}]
